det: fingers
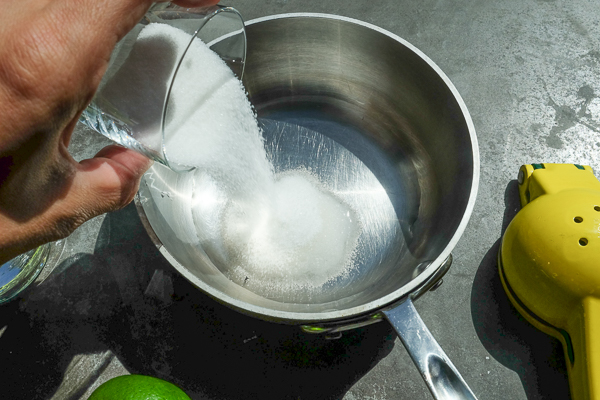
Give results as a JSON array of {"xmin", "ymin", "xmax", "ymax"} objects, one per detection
[
  {"xmin": 42, "ymin": 145, "xmax": 152, "ymax": 237},
  {"xmin": 46, "ymin": 145, "xmax": 152, "ymax": 238},
  {"xmin": 0, "ymin": 145, "xmax": 152, "ymax": 264},
  {"xmin": 75, "ymin": 145, "xmax": 153, "ymax": 214},
  {"xmin": 170, "ymin": 0, "xmax": 221, "ymax": 7}
]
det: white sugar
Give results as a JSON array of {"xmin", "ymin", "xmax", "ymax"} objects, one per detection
[
  {"xmin": 157, "ymin": 23, "xmax": 274, "ymax": 201},
  {"xmin": 140, "ymin": 24, "xmax": 360, "ymax": 296},
  {"xmin": 223, "ymin": 171, "xmax": 360, "ymax": 295}
]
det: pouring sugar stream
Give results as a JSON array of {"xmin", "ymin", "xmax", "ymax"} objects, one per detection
[{"xmin": 133, "ymin": 23, "xmax": 362, "ymax": 295}]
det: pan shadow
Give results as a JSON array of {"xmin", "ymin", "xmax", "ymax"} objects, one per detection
[
  {"xmin": 0, "ymin": 203, "xmax": 396, "ymax": 400},
  {"xmin": 113, "ymin": 271, "xmax": 396, "ymax": 400},
  {"xmin": 470, "ymin": 180, "xmax": 570, "ymax": 399}
]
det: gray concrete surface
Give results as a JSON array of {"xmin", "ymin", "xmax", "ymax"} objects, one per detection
[{"xmin": 2, "ymin": 0, "xmax": 600, "ymax": 399}]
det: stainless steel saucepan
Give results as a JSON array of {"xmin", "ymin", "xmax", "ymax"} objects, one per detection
[{"xmin": 135, "ymin": 14, "xmax": 479, "ymax": 399}]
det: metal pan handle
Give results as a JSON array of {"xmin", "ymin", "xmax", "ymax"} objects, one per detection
[{"xmin": 383, "ymin": 299, "xmax": 477, "ymax": 400}]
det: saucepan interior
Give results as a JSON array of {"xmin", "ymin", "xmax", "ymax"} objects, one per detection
[{"xmin": 136, "ymin": 14, "xmax": 478, "ymax": 323}]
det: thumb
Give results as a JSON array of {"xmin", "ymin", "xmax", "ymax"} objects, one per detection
[
  {"xmin": 74, "ymin": 145, "xmax": 153, "ymax": 216},
  {"xmin": 0, "ymin": 145, "xmax": 152, "ymax": 264}
]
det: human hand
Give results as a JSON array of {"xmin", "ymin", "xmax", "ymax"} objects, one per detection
[{"xmin": 0, "ymin": 0, "xmax": 220, "ymax": 264}]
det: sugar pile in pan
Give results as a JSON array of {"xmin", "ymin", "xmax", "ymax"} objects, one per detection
[
  {"xmin": 223, "ymin": 171, "xmax": 361, "ymax": 294},
  {"xmin": 139, "ymin": 24, "xmax": 360, "ymax": 295}
]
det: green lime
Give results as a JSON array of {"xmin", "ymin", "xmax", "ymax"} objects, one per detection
[{"xmin": 88, "ymin": 375, "xmax": 191, "ymax": 400}]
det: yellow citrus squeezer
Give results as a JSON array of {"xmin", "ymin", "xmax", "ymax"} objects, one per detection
[{"xmin": 499, "ymin": 163, "xmax": 600, "ymax": 400}]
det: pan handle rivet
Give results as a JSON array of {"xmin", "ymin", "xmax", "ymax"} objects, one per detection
[{"xmin": 430, "ymin": 279, "xmax": 443, "ymax": 291}]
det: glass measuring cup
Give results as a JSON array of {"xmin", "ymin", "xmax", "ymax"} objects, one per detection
[{"xmin": 80, "ymin": 3, "xmax": 246, "ymax": 171}]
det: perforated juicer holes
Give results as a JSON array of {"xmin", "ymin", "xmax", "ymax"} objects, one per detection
[{"xmin": 572, "ymin": 206, "xmax": 600, "ymax": 245}]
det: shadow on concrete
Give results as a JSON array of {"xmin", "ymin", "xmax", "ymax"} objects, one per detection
[
  {"xmin": 470, "ymin": 180, "xmax": 571, "ymax": 399},
  {"xmin": 0, "ymin": 203, "xmax": 395, "ymax": 400}
]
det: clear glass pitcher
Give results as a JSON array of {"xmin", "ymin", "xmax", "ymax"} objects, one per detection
[{"xmin": 80, "ymin": 3, "xmax": 246, "ymax": 171}]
